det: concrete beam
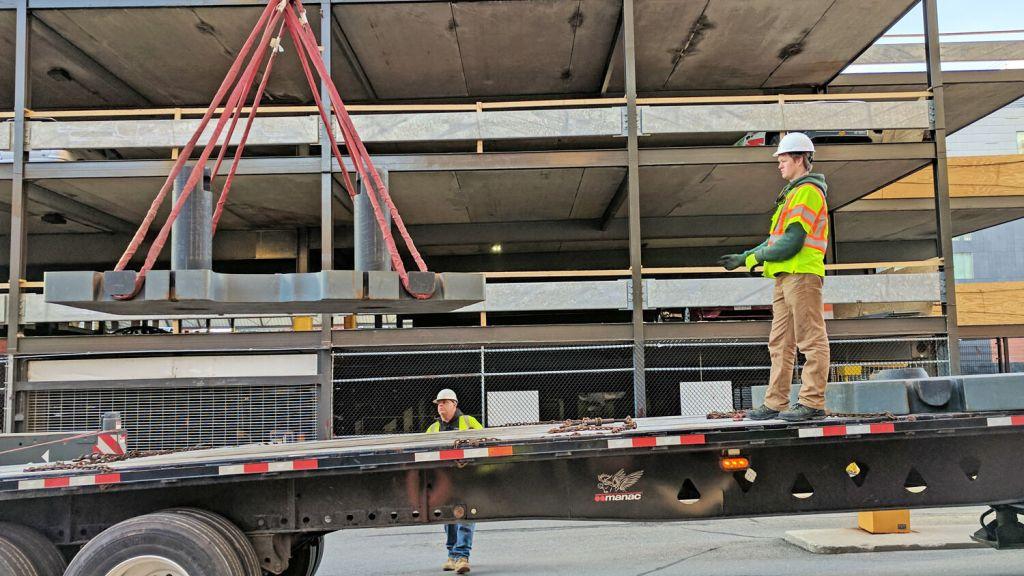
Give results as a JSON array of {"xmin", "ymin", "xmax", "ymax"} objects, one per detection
[
  {"xmin": 856, "ymin": 40, "xmax": 1024, "ymax": 65},
  {"xmin": 844, "ymin": 196, "xmax": 1024, "ymax": 212},
  {"xmin": 20, "ymin": 101, "xmax": 929, "ymax": 151},
  {"xmin": 12, "ymin": 272, "xmax": 940, "ymax": 324},
  {"xmin": 459, "ymin": 273, "xmax": 941, "ymax": 313},
  {"xmin": 15, "ymin": 143, "xmax": 937, "ymax": 179},
  {"xmin": 641, "ymin": 100, "xmax": 929, "ymax": 134}
]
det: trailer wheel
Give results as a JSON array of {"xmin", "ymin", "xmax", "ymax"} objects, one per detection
[
  {"xmin": 64, "ymin": 511, "xmax": 247, "ymax": 576},
  {"xmin": 167, "ymin": 508, "xmax": 262, "ymax": 576},
  {"xmin": 0, "ymin": 522, "xmax": 67, "ymax": 576},
  {"xmin": 279, "ymin": 535, "xmax": 325, "ymax": 576},
  {"xmin": 0, "ymin": 533, "xmax": 35, "ymax": 576}
]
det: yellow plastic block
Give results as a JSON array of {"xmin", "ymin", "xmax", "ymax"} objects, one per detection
[
  {"xmin": 858, "ymin": 510, "xmax": 911, "ymax": 534},
  {"xmin": 837, "ymin": 365, "xmax": 863, "ymax": 377},
  {"xmin": 292, "ymin": 316, "xmax": 314, "ymax": 332}
]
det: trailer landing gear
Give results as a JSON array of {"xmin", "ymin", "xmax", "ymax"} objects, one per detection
[{"xmin": 972, "ymin": 504, "xmax": 1024, "ymax": 550}]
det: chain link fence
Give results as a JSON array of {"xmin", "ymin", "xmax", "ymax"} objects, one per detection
[
  {"xmin": 333, "ymin": 336, "xmax": 949, "ymax": 435},
  {"xmin": 961, "ymin": 338, "xmax": 1024, "ymax": 374},
  {"xmin": 22, "ymin": 384, "xmax": 319, "ymax": 451}
]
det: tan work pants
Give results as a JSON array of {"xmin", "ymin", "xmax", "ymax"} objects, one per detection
[{"xmin": 764, "ymin": 273, "xmax": 830, "ymax": 411}]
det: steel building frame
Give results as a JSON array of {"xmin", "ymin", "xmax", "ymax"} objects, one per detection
[{"xmin": 0, "ymin": 0, "xmax": 961, "ymax": 436}]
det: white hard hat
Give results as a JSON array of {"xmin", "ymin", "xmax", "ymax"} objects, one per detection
[
  {"xmin": 433, "ymin": 388, "xmax": 458, "ymax": 404},
  {"xmin": 773, "ymin": 132, "xmax": 815, "ymax": 157}
]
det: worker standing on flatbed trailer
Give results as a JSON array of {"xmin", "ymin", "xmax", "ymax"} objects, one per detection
[
  {"xmin": 428, "ymin": 388, "xmax": 483, "ymax": 573},
  {"xmin": 719, "ymin": 133, "xmax": 831, "ymax": 422}
]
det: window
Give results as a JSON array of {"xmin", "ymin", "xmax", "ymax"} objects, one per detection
[
  {"xmin": 953, "ymin": 252, "xmax": 975, "ymax": 280},
  {"xmin": 1018, "ymin": 132, "xmax": 1024, "ymax": 154}
]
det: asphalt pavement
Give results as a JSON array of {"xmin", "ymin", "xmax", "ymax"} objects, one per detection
[{"xmin": 317, "ymin": 507, "xmax": 1024, "ymax": 576}]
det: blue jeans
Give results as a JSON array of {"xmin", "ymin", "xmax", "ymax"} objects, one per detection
[{"xmin": 444, "ymin": 522, "xmax": 475, "ymax": 559}]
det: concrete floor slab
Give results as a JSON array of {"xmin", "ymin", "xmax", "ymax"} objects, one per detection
[{"xmin": 784, "ymin": 526, "xmax": 987, "ymax": 554}]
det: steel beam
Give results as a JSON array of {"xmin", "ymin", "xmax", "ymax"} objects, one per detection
[
  {"xmin": 599, "ymin": 172, "xmax": 629, "ymax": 231},
  {"xmin": 5, "ymin": 0, "xmax": 30, "ymax": 434},
  {"xmin": 599, "ymin": 5, "xmax": 623, "ymax": 96},
  {"xmin": 11, "ymin": 316, "xmax": 949, "ymax": 356},
  {"xmin": 623, "ymin": 0, "xmax": 645, "ymax": 418},
  {"xmin": 26, "ymin": 183, "xmax": 136, "ymax": 233},
  {"xmin": 16, "ymin": 331, "xmax": 323, "ymax": 356},
  {"xmin": 924, "ymin": 0, "xmax": 960, "ymax": 375},
  {"xmin": 318, "ymin": 0, "xmax": 334, "ymax": 441},
  {"xmin": 960, "ymin": 325, "xmax": 1024, "ymax": 340}
]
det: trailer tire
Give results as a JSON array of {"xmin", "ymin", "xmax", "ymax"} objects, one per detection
[
  {"xmin": 0, "ymin": 532, "xmax": 36, "ymax": 576},
  {"xmin": 64, "ymin": 511, "xmax": 246, "ymax": 576},
  {"xmin": 280, "ymin": 535, "xmax": 325, "ymax": 576},
  {"xmin": 0, "ymin": 522, "xmax": 67, "ymax": 576},
  {"xmin": 167, "ymin": 508, "xmax": 262, "ymax": 576}
]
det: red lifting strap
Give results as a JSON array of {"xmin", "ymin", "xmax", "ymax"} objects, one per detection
[{"xmin": 113, "ymin": 0, "xmax": 433, "ymax": 300}]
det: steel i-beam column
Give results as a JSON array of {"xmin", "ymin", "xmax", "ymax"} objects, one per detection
[
  {"xmin": 170, "ymin": 167, "xmax": 213, "ymax": 270},
  {"xmin": 318, "ymin": 0, "xmax": 335, "ymax": 439},
  {"xmin": 623, "ymin": 0, "xmax": 646, "ymax": 417},
  {"xmin": 5, "ymin": 0, "xmax": 30, "ymax": 433},
  {"xmin": 924, "ymin": 0, "xmax": 961, "ymax": 374},
  {"xmin": 354, "ymin": 170, "xmax": 391, "ymax": 272}
]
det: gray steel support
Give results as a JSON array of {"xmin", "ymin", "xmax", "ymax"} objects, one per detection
[
  {"xmin": 924, "ymin": 0, "xmax": 961, "ymax": 375},
  {"xmin": 600, "ymin": 5, "xmax": 623, "ymax": 96},
  {"xmin": 5, "ymin": 0, "xmax": 30, "ymax": 434},
  {"xmin": 318, "ymin": 0, "xmax": 334, "ymax": 441},
  {"xmin": 171, "ymin": 167, "xmax": 213, "ymax": 270},
  {"xmin": 599, "ymin": 172, "xmax": 628, "ymax": 231},
  {"xmin": 354, "ymin": 170, "xmax": 392, "ymax": 272},
  {"xmin": 1000, "ymin": 337, "xmax": 1011, "ymax": 373},
  {"xmin": 623, "ymin": 0, "xmax": 645, "ymax": 418},
  {"xmin": 297, "ymin": 227, "xmax": 310, "ymax": 273}
]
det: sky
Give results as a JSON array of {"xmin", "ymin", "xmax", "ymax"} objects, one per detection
[
  {"xmin": 884, "ymin": 0, "xmax": 1024, "ymax": 39},
  {"xmin": 844, "ymin": 0, "xmax": 1024, "ymax": 73}
]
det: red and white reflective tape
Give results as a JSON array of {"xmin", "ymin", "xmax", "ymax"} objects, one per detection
[
  {"xmin": 93, "ymin": 432, "xmax": 127, "ymax": 456},
  {"xmin": 18, "ymin": 473, "xmax": 121, "ymax": 491},
  {"xmin": 218, "ymin": 459, "xmax": 319, "ymax": 476},
  {"xmin": 413, "ymin": 446, "xmax": 515, "ymax": 463},
  {"xmin": 987, "ymin": 415, "xmax": 1024, "ymax": 427},
  {"xmin": 607, "ymin": 434, "xmax": 706, "ymax": 450},
  {"xmin": 797, "ymin": 422, "xmax": 895, "ymax": 438}
]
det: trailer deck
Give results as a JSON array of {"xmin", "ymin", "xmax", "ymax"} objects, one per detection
[{"xmin": 2, "ymin": 410, "xmax": 1022, "ymax": 500}]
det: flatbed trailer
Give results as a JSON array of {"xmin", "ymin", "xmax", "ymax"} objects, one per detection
[{"xmin": 1, "ymin": 406, "xmax": 1023, "ymax": 575}]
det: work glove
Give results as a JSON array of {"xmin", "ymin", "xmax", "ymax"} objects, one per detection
[
  {"xmin": 718, "ymin": 253, "xmax": 745, "ymax": 271},
  {"xmin": 745, "ymin": 251, "xmax": 764, "ymax": 277}
]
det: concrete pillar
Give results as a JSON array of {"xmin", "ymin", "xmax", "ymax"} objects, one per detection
[
  {"xmin": 171, "ymin": 167, "xmax": 213, "ymax": 270},
  {"xmin": 354, "ymin": 170, "xmax": 392, "ymax": 271}
]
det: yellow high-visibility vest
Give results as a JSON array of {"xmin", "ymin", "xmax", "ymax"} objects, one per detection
[
  {"xmin": 762, "ymin": 182, "xmax": 828, "ymax": 278},
  {"xmin": 426, "ymin": 414, "xmax": 483, "ymax": 433}
]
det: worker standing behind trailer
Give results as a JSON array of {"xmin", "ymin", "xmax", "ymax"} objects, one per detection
[
  {"xmin": 718, "ymin": 133, "xmax": 831, "ymax": 422},
  {"xmin": 427, "ymin": 388, "xmax": 483, "ymax": 573}
]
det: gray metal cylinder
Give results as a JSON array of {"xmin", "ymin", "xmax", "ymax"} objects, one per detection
[
  {"xmin": 171, "ymin": 166, "xmax": 213, "ymax": 270},
  {"xmin": 354, "ymin": 170, "xmax": 392, "ymax": 271},
  {"xmin": 100, "ymin": 411, "xmax": 121, "ymax": 431}
]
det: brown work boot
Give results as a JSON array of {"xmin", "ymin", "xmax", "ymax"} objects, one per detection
[
  {"xmin": 442, "ymin": 557, "xmax": 457, "ymax": 571},
  {"xmin": 454, "ymin": 557, "xmax": 471, "ymax": 573}
]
